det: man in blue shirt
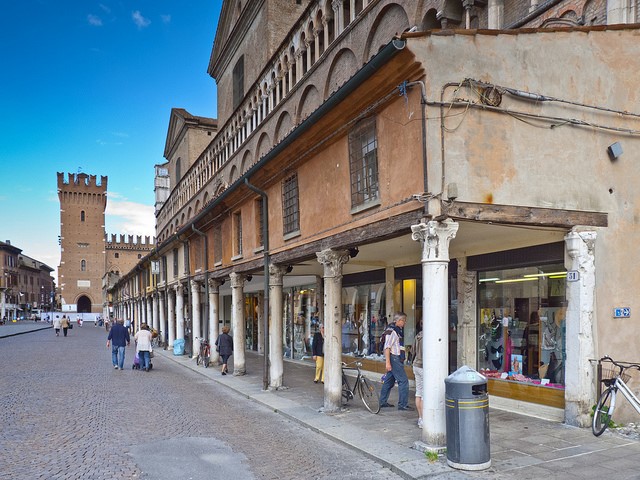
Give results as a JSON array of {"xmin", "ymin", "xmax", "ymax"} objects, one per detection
[{"xmin": 107, "ymin": 319, "xmax": 130, "ymax": 370}]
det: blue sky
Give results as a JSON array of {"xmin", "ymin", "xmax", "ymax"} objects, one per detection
[{"xmin": 0, "ymin": 1, "xmax": 222, "ymax": 279}]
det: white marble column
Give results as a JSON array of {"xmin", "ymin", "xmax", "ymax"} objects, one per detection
[
  {"xmin": 269, "ymin": 264, "xmax": 288, "ymax": 389},
  {"xmin": 334, "ymin": 0, "xmax": 344, "ymax": 33},
  {"xmin": 168, "ymin": 287, "xmax": 176, "ymax": 347},
  {"xmin": 411, "ymin": 219, "xmax": 458, "ymax": 448},
  {"xmin": 230, "ymin": 272, "xmax": 247, "ymax": 375},
  {"xmin": 317, "ymin": 248, "xmax": 351, "ymax": 413},
  {"xmin": 208, "ymin": 279, "xmax": 222, "ymax": 365},
  {"xmin": 564, "ymin": 229, "xmax": 597, "ymax": 427},
  {"xmin": 176, "ymin": 284, "xmax": 185, "ymax": 341},
  {"xmin": 191, "ymin": 279, "xmax": 202, "ymax": 359},
  {"xmin": 488, "ymin": 0, "xmax": 504, "ymax": 28}
]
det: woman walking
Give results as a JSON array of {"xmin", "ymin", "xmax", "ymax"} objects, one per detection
[
  {"xmin": 215, "ymin": 326, "xmax": 233, "ymax": 375},
  {"xmin": 135, "ymin": 323, "xmax": 153, "ymax": 372},
  {"xmin": 60, "ymin": 315, "xmax": 70, "ymax": 337}
]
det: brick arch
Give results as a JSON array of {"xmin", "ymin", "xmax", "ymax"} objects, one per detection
[
  {"xmin": 230, "ymin": 165, "xmax": 239, "ymax": 183},
  {"xmin": 324, "ymin": 48, "xmax": 357, "ymax": 99},
  {"xmin": 76, "ymin": 294, "xmax": 92, "ymax": 313},
  {"xmin": 363, "ymin": 3, "xmax": 410, "ymax": 63},
  {"xmin": 297, "ymin": 84, "xmax": 321, "ymax": 123},
  {"xmin": 241, "ymin": 149, "xmax": 252, "ymax": 173},
  {"xmin": 255, "ymin": 132, "xmax": 272, "ymax": 163},
  {"xmin": 274, "ymin": 110, "xmax": 293, "ymax": 144}
]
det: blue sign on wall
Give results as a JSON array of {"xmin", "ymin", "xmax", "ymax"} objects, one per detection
[{"xmin": 613, "ymin": 307, "xmax": 631, "ymax": 318}]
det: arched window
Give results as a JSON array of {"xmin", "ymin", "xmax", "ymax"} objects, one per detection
[
  {"xmin": 80, "ymin": 210, "xmax": 85, "ymax": 222},
  {"xmin": 114, "ymin": 253, "xmax": 119, "ymax": 258},
  {"xmin": 81, "ymin": 259, "xmax": 86, "ymax": 271}
]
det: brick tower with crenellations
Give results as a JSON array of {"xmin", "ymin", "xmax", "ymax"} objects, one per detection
[{"xmin": 57, "ymin": 172, "xmax": 154, "ymax": 314}]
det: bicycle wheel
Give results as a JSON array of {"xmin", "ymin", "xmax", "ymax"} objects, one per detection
[
  {"xmin": 196, "ymin": 353, "xmax": 202, "ymax": 366},
  {"xmin": 358, "ymin": 376, "xmax": 381, "ymax": 414},
  {"xmin": 203, "ymin": 348, "xmax": 210, "ymax": 368},
  {"xmin": 341, "ymin": 374, "xmax": 353, "ymax": 402},
  {"xmin": 592, "ymin": 387, "xmax": 615, "ymax": 436}
]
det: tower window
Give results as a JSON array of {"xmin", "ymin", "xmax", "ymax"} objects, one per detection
[
  {"xmin": 80, "ymin": 210, "xmax": 85, "ymax": 222},
  {"xmin": 81, "ymin": 259, "xmax": 86, "ymax": 271},
  {"xmin": 114, "ymin": 253, "xmax": 119, "ymax": 258}
]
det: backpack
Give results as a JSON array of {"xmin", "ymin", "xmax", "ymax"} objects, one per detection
[{"xmin": 377, "ymin": 327, "xmax": 394, "ymax": 354}]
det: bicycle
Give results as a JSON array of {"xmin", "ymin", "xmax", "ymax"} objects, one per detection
[
  {"xmin": 592, "ymin": 355, "xmax": 640, "ymax": 436},
  {"xmin": 341, "ymin": 361, "xmax": 381, "ymax": 414},
  {"xmin": 196, "ymin": 337, "xmax": 211, "ymax": 368},
  {"xmin": 151, "ymin": 332, "xmax": 164, "ymax": 349}
]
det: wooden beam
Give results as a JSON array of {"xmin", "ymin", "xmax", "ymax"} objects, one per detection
[{"xmin": 444, "ymin": 201, "xmax": 608, "ymax": 228}]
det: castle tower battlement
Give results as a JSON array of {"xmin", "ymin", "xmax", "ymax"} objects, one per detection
[
  {"xmin": 105, "ymin": 234, "xmax": 156, "ymax": 250},
  {"xmin": 57, "ymin": 172, "xmax": 108, "ymax": 191}
]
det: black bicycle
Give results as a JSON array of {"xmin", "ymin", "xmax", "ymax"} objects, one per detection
[
  {"xmin": 341, "ymin": 361, "xmax": 381, "ymax": 414},
  {"xmin": 196, "ymin": 337, "xmax": 210, "ymax": 368}
]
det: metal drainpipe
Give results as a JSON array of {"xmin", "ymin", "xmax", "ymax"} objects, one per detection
[
  {"xmin": 192, "ymin": 224, "xmax": 209, "ymax": 342},
  {"xmin": 244, "ymin": 178, "xmax": 270, "ymax": 391},
  {"xmin": 405, "ymin": 80, "xmax": 429, "ymax": 216}
]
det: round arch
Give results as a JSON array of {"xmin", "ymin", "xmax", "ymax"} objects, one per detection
[{"xmin": 77, "ymin": 295, "xmax": 92, "ymax": 313}]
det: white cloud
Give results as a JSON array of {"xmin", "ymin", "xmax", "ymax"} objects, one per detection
[
  {"xmin": 105, "ymin": 197, "xmax": 155, "ymax": 238},
  {"xmin": 88, "ymin": 14, "xmax": 103, "ymax": 26},
  {"xmin": 99, "ymin": 4, "xmax": 111, "ymax": 14},
  {"xmin": 161, "ymin": 14, "xmax": 171, "ymax": 24},
  {"xmin": 132, "ymin": 10, "xmax": 151, "ymax": 28}
]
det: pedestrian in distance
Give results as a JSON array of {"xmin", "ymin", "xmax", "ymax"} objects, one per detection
[
  {"xmin": 53, "ymin": 315, "xmax": 62, "ymax": 336},
  {"xmin": 215, "ymin": 325, "xmax": 233, "ymax": 375},
  {"xmin": 413, "ymin": 321, "xmax": 424, "ymax": 428},
  {"xmin": 134, "ymin": 323, "xmax": 153, "ymax": 372},
  {"xmin": 312, "ymin": 324, "xmax": 325, "ymax": 383},
  {"xmin": 60, "ymin": 315, "xmax": 70, "ymax": 337},
  {"xmin": 107, "ymin": 319, "xmax": 130, "ymax": 370},
  {"xmin": 379, "ymin": 312, "xmax": 412, "ymax": 411}
]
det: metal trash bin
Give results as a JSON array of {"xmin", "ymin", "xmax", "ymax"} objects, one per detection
[{"xmin": 445, "ymin": 366, "xmax": 491, "ymax": 470}]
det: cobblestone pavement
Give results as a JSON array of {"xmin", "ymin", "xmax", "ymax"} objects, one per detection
[{"xmin": 0, "ymin": 326, "xmax": 404, "ymax": 480}]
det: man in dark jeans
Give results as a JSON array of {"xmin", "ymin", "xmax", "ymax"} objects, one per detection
[
  {"xmin": 379, "ymin": 312, "xmax": 412, "ymax": 411},
  {"xmin": 106, "ymin": 319, "xmax": 130, "ymax": 370}
]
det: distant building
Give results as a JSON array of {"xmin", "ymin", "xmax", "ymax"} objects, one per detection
[
  {"xmin": 0, "ymin": 240, "xmax": 55, "ymax": 320},
  {"xmin": 57, "ymin": 172, "xmax": 154, "ymax": 316}
]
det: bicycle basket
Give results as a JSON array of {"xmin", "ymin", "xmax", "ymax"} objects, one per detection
[{"xmin": 600, "ymin": 367, "xmax": 630, "ymax": 386}]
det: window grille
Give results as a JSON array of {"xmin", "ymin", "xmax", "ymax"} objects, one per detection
[
  {"xmin": 348, "ymin": 117, "xmax": 379, "ymax": 208},
  {"xmin": 282, "ymin": 173, "xmax": 300, "ymax": 235}
]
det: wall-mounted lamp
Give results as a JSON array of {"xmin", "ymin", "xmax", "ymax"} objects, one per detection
[
  {"xmin": 608, "ymin": 142, "xmax": 623, "ymax": 161},
  {"xmin": 286, "ymin": 265, "xmax": 293, "ymax": 273},
  {"xmin": 349, "ymin": 247, "xmax": 359, "ymax": 258},
  {"xmin": 246, "ymin": 275, "xmax": 253, "ymax": 282}
]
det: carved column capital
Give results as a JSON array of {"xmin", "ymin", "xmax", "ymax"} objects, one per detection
[
  {"xmin": 207, "ymin": 278, "xmax": 223, "ymax": 293},
  {"xmin": 229, "ymin": 272, "xmax": 246, "ymax": 288},
  {"xmin": 190, "ymin": 279, "xmax": 201, "ymax": 294},
  {"xmin": 331, "ymin": 0, "xmax": 341, "ymax": 12},
  {"xmin": 269, "ymin": 264, "xmax": 288, "ymax": 286},
  {"xmin": 316, "ymin": 249, "xmax": 351, "ymax": 278},
  {"xmin": 411, "ymin": 219, "xmax": 458, "ymax": 262}
]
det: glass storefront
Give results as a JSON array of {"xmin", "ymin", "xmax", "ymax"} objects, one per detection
[
  {"xmin": 478, "ymin": 263, "xmax": 566, "ymax": 390},
  {"xmin": 341, "ymin": 283, "xmax": 386, "ymax": 355},
  {"xmin": 283, "ymin": 285, "xmax": 319, "ymax": 360}
]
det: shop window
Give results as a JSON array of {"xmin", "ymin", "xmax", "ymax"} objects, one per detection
[
  {"xmin": 478, "ymin": 264, "xmax": 567, "ymax": 391},
  {"xmin": 341, "ymin": 283, "xmax": 386, "ymax": 356},
  {"xmin": 348, "ymin": 117, "xmax": 379, "ymax": 209},
  {"xmin": 282, "ymin": 173, "xmax": 300, "ymax": 236}
]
